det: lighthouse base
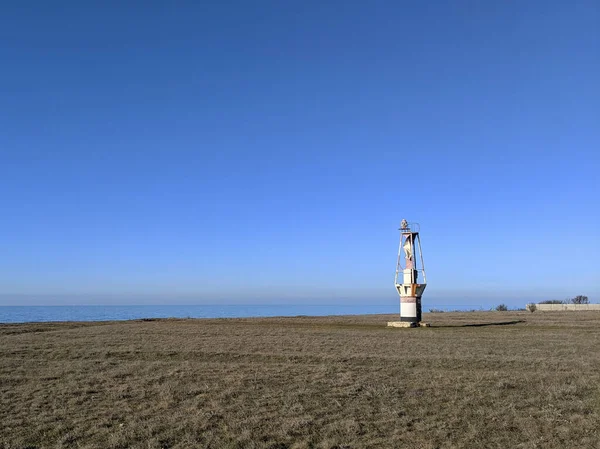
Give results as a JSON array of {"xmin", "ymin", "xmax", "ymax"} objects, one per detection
[
  {"xmin": 387, "ymin": 321, "xmax": 431, "ymax": 328},
  {"xmin": 387, "ymin": 321, "xmax": 417, "ymax": 328}
]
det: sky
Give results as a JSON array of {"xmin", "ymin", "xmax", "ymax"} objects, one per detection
[{"xmin": 1, "ymin": 1, "xmax": 599, "ymax": 308}]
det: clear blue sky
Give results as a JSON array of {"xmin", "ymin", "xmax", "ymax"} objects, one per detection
[{"xmin": 1, "ymin": 1, "xmax": 598, "ymax": 307}]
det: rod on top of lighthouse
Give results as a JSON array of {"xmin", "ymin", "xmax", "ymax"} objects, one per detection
[{"xmin": 394, "ymin": 219, "xmax": 427, "ymax": 325}]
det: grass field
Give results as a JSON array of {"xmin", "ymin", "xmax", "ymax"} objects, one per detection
[{"xmin": 1, "ymin": 311, "xmax": 600, "ymax": 448}]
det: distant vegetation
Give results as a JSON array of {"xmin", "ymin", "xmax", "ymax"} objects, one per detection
[
  {"xmin": 539, "ymin": 295, "xmax": 589, "ymax": 305},
  {"xmin": 571, "ymin": 295, "xmax": 589, "ymax": 304},
  {"xmin": 495, "ymin": 304, "xmax": 508, "ymax": 311},
  {"xmin": 526, "ymin": 303, "xmax": 537, "ymax": 313}
]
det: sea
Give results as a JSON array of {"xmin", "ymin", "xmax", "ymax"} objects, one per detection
[{"xmin": 0, "ymin": 304, "xmax": 401, "ymax": 324}]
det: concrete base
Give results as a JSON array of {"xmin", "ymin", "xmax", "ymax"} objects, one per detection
[
  {"xmin": 387, "ymin": 321, "xmax": 431, "ymax": 328},
  {"xmin": 387, "ymin": 321, "xmax": 417, "ymax": 328}
]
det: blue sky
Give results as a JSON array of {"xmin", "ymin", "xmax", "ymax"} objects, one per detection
[{"xmin": 1, "ymin": 1, "xmax": 598, "ymax": 307}]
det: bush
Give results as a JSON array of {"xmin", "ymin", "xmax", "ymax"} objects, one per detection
[
  {"xmin": 570, "ymin": 295, "xmax": 589, "ymax": 304},
  {"xmin": 496, "ymin": 304, "xmax": 508, "ymax": 312},
  {"xmin": 526, "ymin": 303, "xmax": 537, "ymax": 313}
]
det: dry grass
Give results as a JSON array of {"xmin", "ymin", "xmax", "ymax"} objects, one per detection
[{"xmin": 1, "ymin": 311, "xmax": 600, "ymax": 448}]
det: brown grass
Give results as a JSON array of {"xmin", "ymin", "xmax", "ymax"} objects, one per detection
[{"xmin": 1, "ymin": 311, "xmax": 600, "ymax": 448}]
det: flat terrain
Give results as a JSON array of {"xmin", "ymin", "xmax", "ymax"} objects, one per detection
[{"xmin": 1, "ymin": 311, "xmax": 600, "ymax": 449}]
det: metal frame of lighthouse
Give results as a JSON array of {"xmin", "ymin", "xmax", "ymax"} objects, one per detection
[{"xmin": 394, "ymin": 219, "xmax": 427, "ymax": 325}]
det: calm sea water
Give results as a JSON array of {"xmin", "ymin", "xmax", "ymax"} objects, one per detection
[{"xmin": 0, "ymin": 304, "xmax": 399, "ymax": 324}]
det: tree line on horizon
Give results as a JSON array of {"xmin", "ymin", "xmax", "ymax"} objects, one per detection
[
  {"xmin": 501, "ymin": 295, "xmax": 590, "ymax": 312},
  {"xmin": 538, "ymin": 295, "xmax": 589, "ymax": 305},
  {"xmin": 429, "ymin": 295, "xmax": 591, "ymax": 314}
]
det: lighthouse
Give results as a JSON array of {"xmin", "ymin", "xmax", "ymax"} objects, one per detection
[{"xmin": 388, "ymin": 219, "xmax": 427, "ymax": 327}]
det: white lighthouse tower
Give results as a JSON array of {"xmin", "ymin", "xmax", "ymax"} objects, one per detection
[{"xmin": 388, "ymin": 219, "xmax": 427, "ymax": 327}]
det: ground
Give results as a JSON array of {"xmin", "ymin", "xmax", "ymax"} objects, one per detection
[{"xmin": 1, "ymin": 311, "xmax": 599, "ymax": 448}]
